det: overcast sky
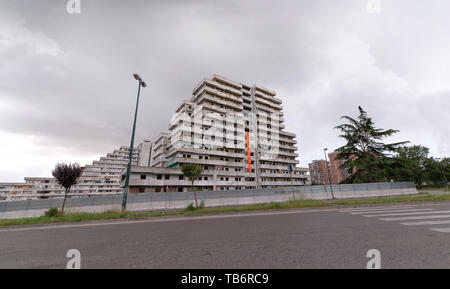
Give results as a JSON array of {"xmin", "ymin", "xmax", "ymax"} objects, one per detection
[{"xmin": 0, "ymin": 0, "xmax": 449, "ymax": 182}]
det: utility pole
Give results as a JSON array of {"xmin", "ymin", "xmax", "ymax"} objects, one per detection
[
  {"xmin": 122, "ymin": 74, "xmax": 147, "ymax": 211},
  {"xmin": 288, "ymin": 163, "xmax": 295, "ymax": 200},
  {"xmin": 324, "ymin": 148, "xmax": 335, "ymax": 199}
]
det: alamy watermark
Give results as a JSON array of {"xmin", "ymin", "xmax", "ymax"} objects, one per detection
[
  {"xmin": 366, "ymin": 249, "xmax": 381, "ymax": 269},
  {"xmin": 66, "ymin": 249, "xmax": 81, "ymax": 269},
  {"xmin": 366, "ymin": 0, "xmax": 381, "ymax": 14},
  {"xmin": 169, "ymin": 106, "xmax": 282, "ymax": 160},
  {"xmin": 66, "ymin": 0, "xmax": 81, "ymax": 14}
]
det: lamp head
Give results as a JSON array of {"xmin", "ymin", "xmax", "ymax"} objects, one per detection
[
  {"xmin": 141, "ymin": 82, "xmax": 147, "ymax": 88},
  {"xmin": 133, "ymin": 74, "xmax": 141, "ymax": 81}
]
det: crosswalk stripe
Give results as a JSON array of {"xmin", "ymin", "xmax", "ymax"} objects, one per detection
[
  {"xmin": 380, "ymin": 214, "xmax": 450, "ymax": 221},
  {"xmin": 350, "ymin": 208, "xmax": 433, "ymax": 215},
  {"xmin": 363, "ymin": 210, "xmax": 450, "ymax": 218},
  {"xmin": 339, "ymin": 205, "xmax": 416, "ymax": 213},
  {"xmin": 401, "ymin": 220, "xmax": 450, "ymax": 226},
  {"xmin": 430, "ymin": 227, "xmax": 450, "ymax": 233}
]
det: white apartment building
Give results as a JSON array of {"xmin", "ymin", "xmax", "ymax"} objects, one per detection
[
  {"xmin": 0, "ymin": 178, "xmax": 63, "ymax": 201},
  {"xmin": 0, "ymin": 146, "xmax": 143, "ymax": 201},
  {"xmin": 126, "ymin": 74, "xmax": 308, "ymax": 193},
  {"xmin": 75, "ymin": 145, "xmax": 141, "ymax": 195},
  {"xmin": 1, "ymin": 74, "xmax": 308, "ymax": 200}
]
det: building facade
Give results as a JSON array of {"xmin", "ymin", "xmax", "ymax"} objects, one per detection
[
  {"xmin": 308, "ymin": 151, "xmax": 352, "ymax": 185},
  {"xmin": 125, "ymin": 74, "xmax": 308, "ymax": 193},
  {"xmin": 0, "ymin": 146, "xmax": 143, "ymax": 200},
  {"xmin": 1, "ymin": 74, "xmax": 309, "ymax": 200},
  {"xmin": 308, "ymin": 160, "xmax": 330, "ymax": 185}
]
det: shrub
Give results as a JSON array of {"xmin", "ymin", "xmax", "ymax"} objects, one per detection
[
  {"xmin": 185, "ymin": 203, "xmax": 196, "ymax": 211},
  {"xmin": 45, "ymin": 208, "xmax": 60, "ymax": 218}
]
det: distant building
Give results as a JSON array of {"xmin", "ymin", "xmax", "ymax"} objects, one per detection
[
  {"xmin": 328, "ymin": 151, "xmax": 352, "ymax": 184},
  {"xmin": 308, "ymin": 160, "xmax": 330, "ymax": 185},
  {"xmin": 0, "ymin": 145, "xmax": 145, "ymax": 200},
  {"xmin": 308, "ymin": 151, "xmax": 353, "ymax": 185}
]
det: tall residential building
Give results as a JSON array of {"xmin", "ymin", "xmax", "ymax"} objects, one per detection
[
  {"xmin": 328, "ymin": 151, "xmax": 352, "ymax": 184},
  {"xmin": 125, "ymin": 74, "xmax": 308, "ymax": 193},
  {"xmin": 74, "ymin": 146, "xmax": 141, "ymax": 195},
  {"xmin": 308, "ymin": 151, "xmax": 352, "ymax": 185},
  {"xmin": 308, "ymin": 160, "xmax": 330, "ymax": 185}
]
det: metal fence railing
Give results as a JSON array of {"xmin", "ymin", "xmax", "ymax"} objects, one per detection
[{"xmin": 0, "ymin": 182, "xmax": 416, "ymax": 218}]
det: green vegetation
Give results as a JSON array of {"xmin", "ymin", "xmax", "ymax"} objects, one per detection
[
  {"xmin": 333, "ymin": 193, "xmax": 450, "ymax": 206},
  {"xmin": 0, "ymin": 199, "xmax": 330, "ymax": 227},
  {"xmin": 44, "ymin": 208, "xmax": 61, "ymax": 218},
  {"xmin": 182, "ymin": 164, "xmax": 203, "ymax": 208},
  {"xmin": 334, "ymin": 106, "xmax": 408, "ymax": 183},
  {"xmin": 2, "ymin": 193, "xmax": 450, "ymax": 227},
  {"xmin": 334, "ymin": 106, "xmax": 449, "ymax": 186},
  {"xmin": 417, "ymin": 185, "xmax": 449, "ymax": 191}
]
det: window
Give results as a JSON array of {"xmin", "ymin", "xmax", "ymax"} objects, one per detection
[
  {"xmin": 157, "ymin": 175, "xmax": 162, "ymax": 180},
  {"xmin": 165, "ymin": 175, "xmax": 170, "ymax": 180},
  {"xmin": 140, "ymin": 175, "xmax": 146, "ymax": 180},
  {"xmin": 179, "ymin": 175, "xmax": 183, "ymax": 180}
]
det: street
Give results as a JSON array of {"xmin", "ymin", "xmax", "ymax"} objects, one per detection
[{"xmin": 1, "ymin": 202, "xmax": 450, "ymax": 269}]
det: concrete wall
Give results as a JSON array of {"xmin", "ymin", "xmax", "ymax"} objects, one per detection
[{"xmin": 0, "ymin": 182, "xmax": 417, "ymax": 219}]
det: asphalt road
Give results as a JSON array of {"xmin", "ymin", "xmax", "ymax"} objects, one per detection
[{"xmin": 1, "ymin": 202, "xmax": 450, "ymax": 269}]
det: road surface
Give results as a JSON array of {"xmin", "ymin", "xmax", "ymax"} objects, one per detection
[{"xmin": 1, "ymin": 202, "xmax": 450, "ymax": 268}]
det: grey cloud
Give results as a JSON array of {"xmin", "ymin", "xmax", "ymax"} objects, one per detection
[{"xmin": 0, "ymin": 0, "xmax": 449, "ymax": 180}]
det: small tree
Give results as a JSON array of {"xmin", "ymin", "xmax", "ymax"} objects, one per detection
[
  {"xmin": 182, "ymin": 164, "xmax": 203, "ymax": 208},
  {"xmin": 52, "ymin": 163, "xmax": 82, "ymax": 213}
]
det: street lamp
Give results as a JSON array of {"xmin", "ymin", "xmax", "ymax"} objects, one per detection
[
  {"xmin": 324, "ymin": 148, "xmax": 335, "ymax": 199},
  {"xmin": 122, "ymin": 73, "xmax": 147, "ymax": 211}
]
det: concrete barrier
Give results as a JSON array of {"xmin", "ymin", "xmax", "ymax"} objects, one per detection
[{"xmin": 0, "ymin": 182, "xmax": 418, "ymax": 219}]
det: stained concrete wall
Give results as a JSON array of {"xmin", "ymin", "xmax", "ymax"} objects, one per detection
[{"xmin": 0, "ymin": 183, "xmax": 417, "ymax": 219}]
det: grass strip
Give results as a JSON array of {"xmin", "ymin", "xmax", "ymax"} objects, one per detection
[
  {"xmin": 333, "ymin": 192, "xmax": 450, "ymax": 205},
  {"xmin": 1, "ymin": 193, "xmax": 450, "ymax": 227},
  {"xmin": 0, "ymin": 199, "xmax": 330, "ymax": 227}
]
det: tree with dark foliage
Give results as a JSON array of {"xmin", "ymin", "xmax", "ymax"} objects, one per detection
[
  {"xmin": 389, "ymin": 145, "xmax": 429, "ymax": 185},
  {"xmin": 52, "ymin": 163, "xmax": 82, "ymax": 213},
  {"xmin": 335, "ymin": 106, "xmax": 408, "ymax": 183}
]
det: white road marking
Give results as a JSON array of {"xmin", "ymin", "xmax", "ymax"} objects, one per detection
[
  {"xmin": 401, "ymin": 220, "xmax": 450, "ymax": 226},
  {"xmin": 363, "ymin": 210, "xmax": 450, "ymax": 218},
  {"xmin": 380, "ymin": 214, "xmax": 450, "ymax": 221},
  {"xmin": 430, "ymin": 227, "xmax": 450, "ymax": 233},
  {"xmin": 350, "ymin": 208, "xmax": 433, "ymax": 215},
  {"xmin": 339, "ymin": 205, "xmax": 416, "ymax": 213}
]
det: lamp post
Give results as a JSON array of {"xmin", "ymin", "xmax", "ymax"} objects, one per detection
[
  {"xmin": 121, "ymin": 74, "xmax": 147, "ymax": 211},
  {"xmin": 324, "ymin": 148, "xmax": 335, "ymax": 199}
]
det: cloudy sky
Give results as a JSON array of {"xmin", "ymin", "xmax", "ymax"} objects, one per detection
[{"xmin": 0, "ymin": 0, "xmax": 449, "ymax": 182}]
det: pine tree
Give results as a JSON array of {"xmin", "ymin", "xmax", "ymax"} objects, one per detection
[{"xmin": 335, "ymin": 106, "xmax": 408, "ymax": 183}]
